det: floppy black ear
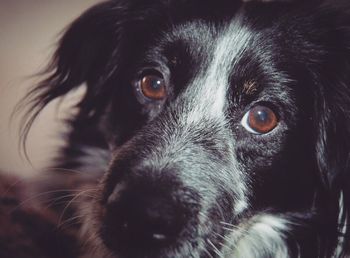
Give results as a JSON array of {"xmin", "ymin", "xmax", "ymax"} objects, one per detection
[
  {"xmin": 315, "ymin": 79, "xmax": 350, "ymax": 256},
  {"xmin": 312, "ymin": 3, "xmax": 350, "ymax": 255},
  {"xmin": 17, "ymin": 1, "xmax": 128, "ymax": 149}
]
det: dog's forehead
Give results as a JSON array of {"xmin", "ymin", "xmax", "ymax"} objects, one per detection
[{"xmin": 165, "ymin": 16, "xmax": 255, "ymax": 123}]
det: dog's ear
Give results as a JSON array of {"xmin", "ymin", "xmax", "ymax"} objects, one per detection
[
  {"xmin": 315, "ymin": 80, "xmax": 350, "ymax": 255},
  {"xmin": 312, "ymin": 3, "xmax": 350, "ymax": 255},
  {"xmin": 17, "ymin": 1, "xmax": 128, "ymax": 149}
]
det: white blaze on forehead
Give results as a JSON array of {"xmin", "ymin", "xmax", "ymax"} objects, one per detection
[{"xmin": 183, "ymin": 17, "xmax": 253, "ymax": 125}]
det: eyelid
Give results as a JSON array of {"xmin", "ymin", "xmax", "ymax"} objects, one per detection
[{"xmin": 138, "ymin": 68, "xmax": 164, "ymax": 79}]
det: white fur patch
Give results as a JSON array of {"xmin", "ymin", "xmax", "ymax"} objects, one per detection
[
  {"xmin": 182, "ymin": 17, "xmax": 253, "ymax": 126},
  {"xmin": 76, "ymin": 145, "xmax": 110, "ymax": 173},
  {"xmin": 174, "ymin": 18, "xmax": 253, "ymax": 221},
  {"xmin": 222, "ymin": 214, "xmax": 291, "ymax": 258},
  {"xmin": 333, "ymin": 191, "xmax": 348, "ymax": 258}
]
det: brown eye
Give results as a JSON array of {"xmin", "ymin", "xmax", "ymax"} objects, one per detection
[
  {"xmin": 241, "ymin": 105, "xmax": 278, "ymax": 134},
  {"xmin": 140, "ymin": 75, "xmax": 167, "ymax": 100}
]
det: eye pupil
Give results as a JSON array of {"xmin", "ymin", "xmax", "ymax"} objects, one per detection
[
  {"xmin": 140, "ymin": 75, "xmax": 166, "ymax": 100},
  {"xmin": 247, "ymin": 106, "xmax": 278, "ymax": 134},
  {"xmin": 151, "ymin": 79, "xmax": 162, "ymax": 90},
  {"xmin": 253, "ymin": 110, "xmax": 269, "ymax": 123}
]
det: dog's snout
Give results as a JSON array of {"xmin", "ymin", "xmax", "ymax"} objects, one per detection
[{"xmin": 103, "ymin": 184, "xmax": 188, "ymax": 253}]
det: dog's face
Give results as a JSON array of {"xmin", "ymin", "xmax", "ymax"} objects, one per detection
[
  {"xmin": 24, "ymin": 0, "xmax": 350, "ymax": 257},
  {"xmin": 97, "ymin": 9, "xmax": 317, "ymax": 258}
]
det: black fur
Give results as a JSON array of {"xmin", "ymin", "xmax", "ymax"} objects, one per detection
[{"xmin": 8, "ymin": 0, "xmax": 350, "ymax": 257}]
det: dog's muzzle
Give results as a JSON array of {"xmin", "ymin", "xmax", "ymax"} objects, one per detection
[
  {"xmin": 98, "ymin": 113, "xmax": 236, "ymax": 256},
  {"xmin": 100, "ymin": 164, "xmax": 201, "ymax": 256}
]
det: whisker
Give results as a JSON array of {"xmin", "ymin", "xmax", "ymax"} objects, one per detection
[
  {"xmin": 202, "ymin": 246, "xmax": 215, "ymax": 258},
  {"xmin": 57, "ymin": 214, "xmax": 85, "ymax": 229},
  {"xmin": 214, "ymin": 231, "xmax": 227, "ymax": 242},
  {"xmin": 220, "ymin": 221, "xmax": 235, "ymax": 227},
  {"xmin": 43, "ymin": 193, "xmax": 95, "ymax": 210},
  {"xmin": 57, "ymin": 189, "xmax": 96, "ymax": 226},
  {"xmin": 0, "ymin": 177, "xmax": 25, "ymax": 197},
  {"xmin": 0, "ymin": 173, "xmax": 54, "ymax": 197},
  {"xmin": 10, "ymin": 189, "xmax": 83, "ymax": 212},
  {"xmin": 81, "ymin": 225, "xmax": 100, "ymax": 250},
  {"xmin": 207, "ymin": 238, "xmax": 223, "ymax": 258},
  {"xmin": 46, "ymin": 167, "xmax": 88, "ymax": 175}
]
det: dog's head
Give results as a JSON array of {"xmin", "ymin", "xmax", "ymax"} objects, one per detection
[{"xmin": 22, "ymin": 0, "xmax": 350, "ymax": 257}]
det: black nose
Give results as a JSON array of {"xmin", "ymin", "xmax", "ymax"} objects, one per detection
[{"xmin": 102, "ymin": 186, "xmax": 188, "ymax": 254}]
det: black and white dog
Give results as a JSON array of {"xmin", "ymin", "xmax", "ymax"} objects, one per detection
[{"xmin": 18, "ymin": 0, "xmax": 350, "ymax": 257}]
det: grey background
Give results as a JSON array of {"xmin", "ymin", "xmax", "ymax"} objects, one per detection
[{"xmin": 0, "ymin": 1, "xmax": 102, "ymax": 176}]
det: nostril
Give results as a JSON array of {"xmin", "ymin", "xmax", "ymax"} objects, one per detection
[{"xmin": 102, "ymin": 189, "xmax": 188, "ymax": 253}]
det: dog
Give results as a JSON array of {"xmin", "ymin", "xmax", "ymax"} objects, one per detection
[{"xmin": 8, "ymin": 0, "xmax": 350, "ymax": 257}]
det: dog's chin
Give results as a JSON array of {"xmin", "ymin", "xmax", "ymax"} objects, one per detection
[{"xmin": 82, "ymin": 203, "xmax": 292, "ymax": 258}]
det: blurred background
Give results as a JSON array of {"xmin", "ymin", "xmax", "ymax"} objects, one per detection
[{"xmin": 0, "ymin": 0, "xmax": 102, "ymax": 176}]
